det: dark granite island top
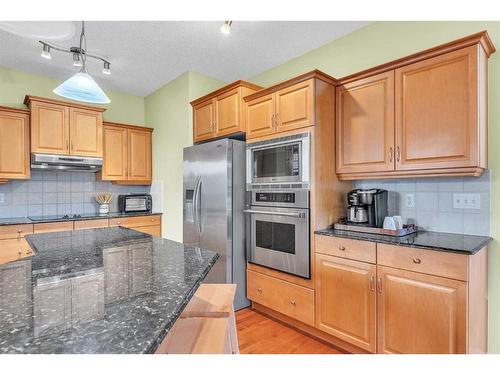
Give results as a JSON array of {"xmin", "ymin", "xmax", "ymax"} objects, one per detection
[
  {"xmin": 0, "ymin": 227, "xmax": 218, "ymax": 354},
  {"xmin": 315, "ymin": 228, "xmax": 491, "ymax": 255}
]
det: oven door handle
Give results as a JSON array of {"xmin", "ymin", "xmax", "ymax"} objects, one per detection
[{"xmin": 243, "ymin": 209, "xmax": 306, "ymax": 218}]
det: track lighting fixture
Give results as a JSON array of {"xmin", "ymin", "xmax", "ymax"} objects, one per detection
[{"xmin": 220, "ymin": 21, "xmax": 232, "ymax": 35}]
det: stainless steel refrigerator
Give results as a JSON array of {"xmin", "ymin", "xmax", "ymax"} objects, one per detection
[{"xmin": 183, "ymin": 138, "xmax": 249, "ymax": 310}]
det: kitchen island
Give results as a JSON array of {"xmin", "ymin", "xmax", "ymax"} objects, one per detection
[{"xmin": 0, "ymin": 227, "xmax": 218, "ymax": 354}]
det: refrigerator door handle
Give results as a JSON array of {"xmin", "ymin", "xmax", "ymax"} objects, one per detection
[
  {"xmin": 197, "ymin": 179, "xmax": 203, "ymax": 234},
  {"xmin": 193, "ymin": 176, "xmax": 201, "ymax": 234}
]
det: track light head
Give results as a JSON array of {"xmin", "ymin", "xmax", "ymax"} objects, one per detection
[{"xmin": 220, "ymin": 21, "xmax": 232, "ymax": 35}]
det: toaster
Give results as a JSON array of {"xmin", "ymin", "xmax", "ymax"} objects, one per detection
[{"xmin": 118, "ymin": 194, "xmax": 152, "ymax": 213}]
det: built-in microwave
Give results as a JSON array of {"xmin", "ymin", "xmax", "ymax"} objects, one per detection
[{"xmin": 246, "ymin": 132, "xmax": 310, "ymax": 189}]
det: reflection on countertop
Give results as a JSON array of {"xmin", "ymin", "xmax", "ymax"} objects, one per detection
[
  {"xmin": 315, "ymin": 228, "xmax": 491, "ymax": 254},
  {"xmin": 0, "ymin": 227, "xmax": 218, "ymax": 354}
]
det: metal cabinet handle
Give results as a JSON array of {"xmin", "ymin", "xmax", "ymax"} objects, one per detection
[
  {"xmin": 66, "ymin": 140, "xmax": 69, "ymax": 150},
  {"xmin": 377, "ymin": 277, "xmax": 382, "ymax": 294},
  {"xmin": 243, "ymin": 209, "xmax": 305, "ymax": 218},
  {"xmin": 271, "ymin": 114, "xmax": 275, "ymax": 128},
  {"xmin": 18, "ymin": 250, "xmax": 22, "ymax": 256},
  {"xmin": 290, "ymin": 300, "xmax": 296, "ymax": 306},
  {"xmin": 71, "ymin": 140, "xmax": 74, "ymax": 150},
  {"xmin": 396, "ymin": 146, "xmax": 401, "ymax": 162},
  {"xmin": 338, "ymin": 245, "xmax": 346, "ymax": 251},
  {"xmin": 257, "ymin": 287, "xmax": 262, "ymax": 293},
  {"xmin": 370, "ymin": 275, "xmax": 375, "ymax": 292},
  {"xmin": 389, "ymin": 147, "xmax": 393, "ymax": 163},
  {"xmin": 413, "ymin": 258, "xmax": 422, "ymax": 264}
]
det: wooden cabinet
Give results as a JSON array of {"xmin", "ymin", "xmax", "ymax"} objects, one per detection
[
  {"xmin": 315, "ymin": 254, "xmax": 376, "ymax": 353},
  {"xmin": 191, "ymin": 81, "xmax": 262, "ymax": 143},
  {"xmin": 377, "ymin": 265, "xmax": 466, "ymax": 354},
  {"xmin": 245, "ymin": 73, "xmax": 329, "ymax": 140},
  {"xmin": 247, "ymin": 269, "xmax": 314, "ymax": 326},
  {"xmin": 0, "ymin": 238, "xmax": 34, "ymax": 265},
  {"xmin": 98, "ymin": 122, "xmax": 153, "ymax": 184},
  {"xmin": 336, "ymin": 72, "xmax": 395, "ymax": 174},
  {"xmin": 0, "ymin": 224, "xmax": 33, "ymax": 240},
  {"xmin": 109, "ymin": 214, "xmax": 162, "ymax": 237},
  {"xmin": 69, "ymin": 107, "xmax": 103, "ymax": 157},
  {"xmin": 25, "ymin": 96, "xmax": 105, "ymax": 157},
  {"xmin": 0, "ymin": 107, "xmax": 30, "ymax": 181},
  {"xmin": 395, "ymin": 45, "xmax": 483, "ymax": 171},
  {"xmin": 74, "ymin": 219, "xmax": 109, "ymax": 230},
  {"xmin": 33, "ymin": 221, "xmax": 74, "ymax": 233},
  {"xmin": 336, "ymin": 32, "xmax": 494, "ymax": 180}
]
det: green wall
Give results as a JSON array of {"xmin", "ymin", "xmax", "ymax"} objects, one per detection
[
  {"xmin": 144, "ymin": 71, "xmax": 225, "ymax": 241},
  {"xmin": 0, "ymin": 65, "xmax": 145, "ymax": 124},
  {"xmin": 251, "ymin": 21, "xmax": 500, "ymax": 353}
]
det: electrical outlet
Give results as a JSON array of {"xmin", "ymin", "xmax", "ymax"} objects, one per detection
[
  {"xmin": 0, "ymin": 193, "xmax": 4, "ymax": 204},
  {"xmin": 404, "ymin": 193, "xmax": 415, "ymax": 208},
  {"xmin": 453, "ymin": 193, "xmax": 481, "ymax": 209}
]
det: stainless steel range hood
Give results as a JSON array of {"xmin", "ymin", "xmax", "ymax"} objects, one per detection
[{"xmin": 31, "ymin": 153, "xmax": 103, "ymax": 172}]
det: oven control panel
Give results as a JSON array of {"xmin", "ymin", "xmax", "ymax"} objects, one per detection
[{"xmin": 256, "ymin": 192, "xmax": 296, "ymax": 203}]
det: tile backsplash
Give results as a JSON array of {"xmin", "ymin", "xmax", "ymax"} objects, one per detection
[
  {"xmin": 0, "ymin": 171, "xmax": 150, "ymax": 218},
  {"xmin": 353, "ymin": 171, "xmax": 491, "ymax": 236}
]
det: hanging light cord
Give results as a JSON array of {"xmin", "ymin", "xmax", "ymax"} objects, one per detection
[{"xmin": 79, "ymin": 21, "xmax": 87, "ymax": 70}]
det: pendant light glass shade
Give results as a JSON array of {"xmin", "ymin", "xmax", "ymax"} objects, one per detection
[{"xmin": 53, "ymin": 68, "xmax": 110, "ymax": 104}]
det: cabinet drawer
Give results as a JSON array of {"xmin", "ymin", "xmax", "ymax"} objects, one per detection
[
  {"xmin": 247, "ymin": 269, "xmax": 314, "ymax": 326},
  {"xmin": 131, "ymin": 225, "xmax": 161, "ymax": 237},
  {"xmin": 0, "ymin": 224, "xmax": 34, "ymax": 239},
  {"xmin": 377, "ymin": 244, "xmax": 468, "ymax": 281},
  {"xmin": 0, "ymin": 238, "xmax": 34, "ymax": 265},
  {"xmin": 33, "ymin": 221, "xmax": 74, "ymax": 233},
  {"xmin": 109, "ymin": 215, "xmax": 161, "ymax": 228},
  {"xmin": 74, "ymin": 219, "xmax": 109, "ymax": 230},
  {"xmin": 315, "ymin": 234, "xmax": 376, "ymax": 264}
]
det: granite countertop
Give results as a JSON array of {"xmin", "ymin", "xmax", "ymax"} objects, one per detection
[
  {"xmin": 315, "ymin": 228, "xmax": 491, "ymax": 255},
  {"xmin": 0, "ymin": 211, "xmax": 162, "ymax": 226},
  {"xmin": 0, "ymin": 227, "xmax": 218, "ymax": 354}
]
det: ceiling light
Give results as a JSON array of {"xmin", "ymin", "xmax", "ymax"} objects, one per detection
[
  {"xmin": 72, "ymin": 53, "xmax": 82, "ymax": 67},
  {"xmin": 41, "ymin": 21, "xmax": 111, "ymax": 104},
  {"xmin": 220, "ymin": 21, "xmax": 232, "ymax": 35},
  {"xmin": 41, "ymin": 44, "xmax": 51, "ymax": 59},
  {"xmin": 102, "ymin": 61, "xmax": 111, "ymax": 75}
]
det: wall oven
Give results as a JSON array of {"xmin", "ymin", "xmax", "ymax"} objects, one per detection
[
  {"xmin": 246, "ymin": 132, "xmax": 310, "ymax": 189},
  {"xmin": 244, "ymin": 189, "xmax": 310, "ymax": 278}
]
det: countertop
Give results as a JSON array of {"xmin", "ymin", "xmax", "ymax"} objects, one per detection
[
  {"xmin": 315, "ymin": 228, "xmax": 491, "ymax": 255},
  {"xmin": 0, "ymin": 227, "xmax": 218, "ymax": 354},
  {"xmin": 0, "ymin": 211, "xmax": 162, "ymax": 226}
]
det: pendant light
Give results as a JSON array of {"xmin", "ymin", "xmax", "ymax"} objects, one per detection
[{"xmin": 53, "ymin": 22, "xmax": 110, "ymax": 104}]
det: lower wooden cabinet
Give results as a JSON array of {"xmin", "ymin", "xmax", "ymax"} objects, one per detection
[
  {"xmin": 377, "ymin": 265, "xmax": 467, "ymax": 354},
  {"xmin": 109, "ymin": 214, "xmax": 162, "ymax": 237},
  {"xmin": 247, "ymin": 269, "xmax": 314, "ymax": 326},
  {"xmin": 315, "ymin": 254, "xmax": 377, "ymax": 353}
]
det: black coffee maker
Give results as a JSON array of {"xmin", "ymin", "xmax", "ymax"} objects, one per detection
[{"xmin": 347, "ymin": 189, "xmax": 388, "ymax": 227}]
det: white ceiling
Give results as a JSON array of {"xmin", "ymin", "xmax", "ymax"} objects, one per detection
[{"xmin": 0, "ymin": 21, "xmax": 369, "ymax": 97}]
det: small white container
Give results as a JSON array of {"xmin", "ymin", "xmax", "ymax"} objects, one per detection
[
  {"xmin": 383, "ymin": 216, "xmax": 397, "ymax": 230},
  {"xmin": 99, "ymin": 203, "xmax": 110, "ymax": 215}
]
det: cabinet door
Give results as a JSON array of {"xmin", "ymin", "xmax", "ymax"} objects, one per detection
[
  {"xmin": 30, "ymin": 101, "xmax": 70, "ymax": 155},
  {"xmin": 71, "ymin": 273, "xmax": 105, "ymax": 324},
  {"xmin": 33, "ymin": 279, "xmax": 72, "ymax": 337},
  {"xmin": 246, "ymin": 93, "xmax": 276, "ymax": 139},
  {"xmin": 103, "ymin": 246, "xmax": 129, "ymax": 303},
  {"xmin": 0, "ymin": 110, "xmax": 30, "ymax": 179},
  {"xmin": 336, "ymin": 72, "xmax": 395, "ymax": 174},
  {"xmin": 0, "ymin": 260, "xmax": 31, "ymax": 329},
  {"xmin": 193, "ymin": 99, "xmax": 215, "ymax": 143},
  {"xmin": 275, "ymin": 79, "xmax": 314, "ymax": 133},
  {"xmin": 377, "ymin": 265, "xmax": 467, "ymax": 354},
  {"xmin": 215, "ymin": 88, "xmax": 241, "ymax": 137},
  {"xmin": 315, "ymin": 254, "xmax": 376, "ymax": 353},
  {"xmin": 395, "ymin": 46, "xmax": 479, "ymax": 170},
  {"xmin": 69, "ymin": 108, "xmax": 103, "ymax": 157},
  {"xmin": 128, "ymin": 129, "xmax": 152, "ymax": 182},
  {"xmin": 128, "ymin": 244, "xmax": 153, "ymax": 297},
  {"xmin": 101, "ymin": 125, "xmax": 128, "ymax": 180}
]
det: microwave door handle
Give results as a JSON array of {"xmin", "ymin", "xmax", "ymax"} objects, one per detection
[{"xmin": 243, "ymin": 209, "xmax": 305, "ymax": 219}]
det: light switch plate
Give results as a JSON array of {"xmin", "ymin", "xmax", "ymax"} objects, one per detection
[
  {"xmin": 453, "ymin": 193, "xmax": 481, "ymax": 209},
  {"xmin": 0, "ymin": 193, "xmax": 4, "ymax": 204},
  {"xmin": 404, "ymin": 193, "xmax": 415, "ymax": 208}
]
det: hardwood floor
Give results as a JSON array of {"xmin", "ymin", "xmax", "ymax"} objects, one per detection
[{"xmin": 235, "ymin": 308, "xmax": 344, "ymax": 354}]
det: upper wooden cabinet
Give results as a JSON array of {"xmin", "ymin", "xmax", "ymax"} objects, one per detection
[
  {"xmin": 0, "ymin": 106, "xmax": 30, "ymax": 181},
  {"xmin": 336, "ymin": 71, "xmax": 395, "ymax": 174},
  {"xmin": 245, "ymin": 71, "xmax": 335, "ymax": 140},
  {"xmin": 24, "ymin": 96, "xmax": 105, "ymax": 157},
  {"xmin": 98, "ymin": 122, "xmax": 153, "ymax": 185},
  {"xmin": 190, "ymin": 81, "xmax": 262, "ymax": 143},
  {"xmin": 336, "ymin": 31, "xmax": 495, "ymax": 180}
]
